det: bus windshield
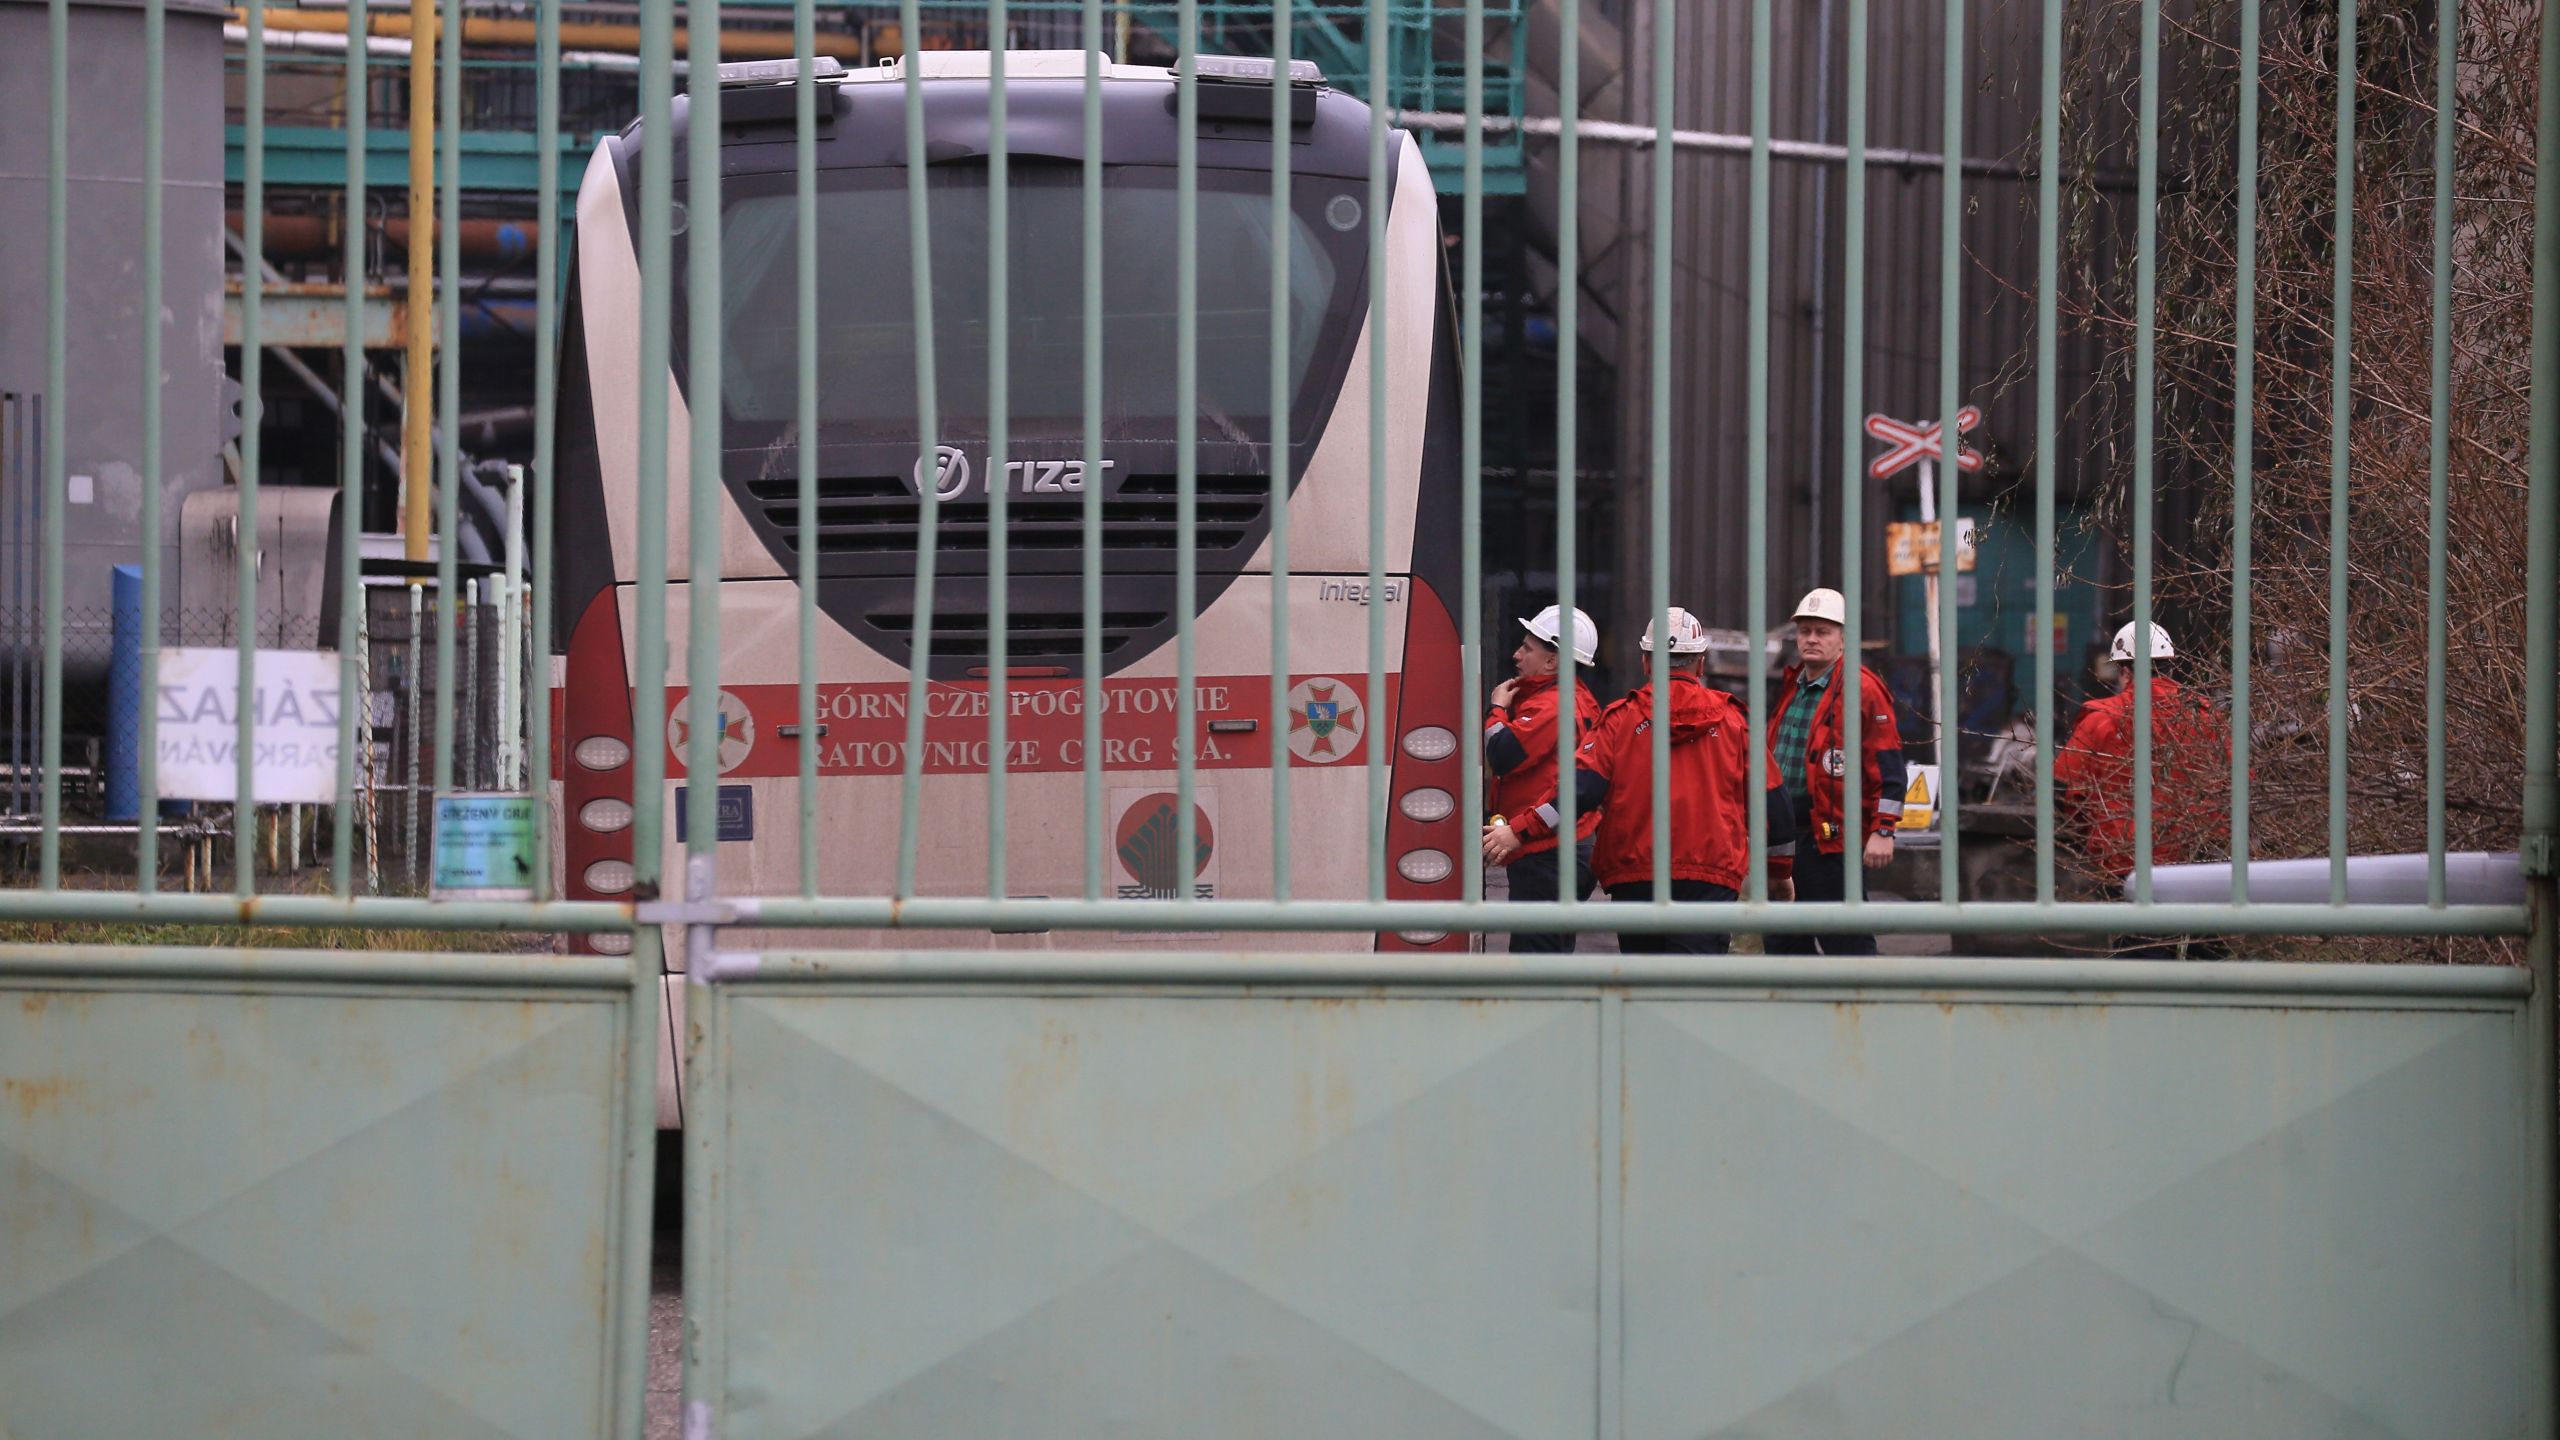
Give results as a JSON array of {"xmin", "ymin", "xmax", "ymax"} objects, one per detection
[{"xmin": 688, "ymin": 164, "xmax": 1366, "ymax": 447}]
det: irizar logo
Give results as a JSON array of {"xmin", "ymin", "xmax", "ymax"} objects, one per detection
[
  {"xmin": 908, "ymin": 448, "xmax": 1117, "ymax": 500},
  {"xmin": 916, "ymin": 446, "xmax": 972, "ymax": 500}
]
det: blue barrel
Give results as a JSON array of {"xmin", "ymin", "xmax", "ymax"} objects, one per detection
[{"xmin": 104, "ymin": 562, "xmax": 141, "ymax": 822}]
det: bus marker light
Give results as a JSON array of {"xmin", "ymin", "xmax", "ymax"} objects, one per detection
[
  {"xmin": 581, "ymin": 797, "xmax": 635, "ymax": 833},
  {"xmin": 1396, "ymin": 931, "xmax": 1449, "ymax": 946},
  {"xmin": 1399, "ymin": 726, "xmax": 1458, "ymax": 762},
  {"xmin": 1396, "ymin": 849, "xmax": 1455, "ymax": 885},
  {"xmin": 584, "ymin": 859, "xmax": 637, "ymax": 895},
  {"xmin": 576, "ymin": 736, "xmax": 632, "ymax": 771},
  {"xmin": 1398, "ymin": 787, "xmax": 1456, "ymax": 823},
  {"xmin": 589, "ymin": 932, "xmax": 635, "ymax": 956}
]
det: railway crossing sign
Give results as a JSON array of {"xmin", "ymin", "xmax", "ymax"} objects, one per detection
[{"xmin": 1865, "ymin": 406, "xmax": 1984, "ymax": 478}]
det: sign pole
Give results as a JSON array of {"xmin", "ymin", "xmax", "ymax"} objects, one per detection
[{"xmin": 1917, "ymin": 455, "xmax": 1943, "ymax": 759}]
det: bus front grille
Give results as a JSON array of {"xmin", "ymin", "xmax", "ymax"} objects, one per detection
[
  {"xmin": 863, "ymin": 609, "xmax": 1173, "ymax": 662},
  {"xmin": 747, "ymin": 473, "xmax": 1271, "ymax": 558}
]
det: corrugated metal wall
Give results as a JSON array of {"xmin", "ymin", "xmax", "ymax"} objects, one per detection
[{"xmin": 1602, "ymin": 0, "xmax": 2136, "ymax": 655}]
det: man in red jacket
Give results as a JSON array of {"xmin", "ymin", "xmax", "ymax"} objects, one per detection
[
  {"xmin": 1486, "ymin": 607, "xmax": 1793, "ymax": 954},
  {"xmin": 1479, "ymin": 604, "xmax": 1603, "ymax": 952},
  {"xmin": 2055, "ymin": 621, "xmax": 2233, "ymax": 890},
  {"xmin": 1766, "ymin": 587, "xmax": 1908, "ymax": 955}
]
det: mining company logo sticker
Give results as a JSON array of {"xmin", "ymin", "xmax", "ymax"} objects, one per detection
[
  {"xmin": 1286, "ymin": 678, "xmax": 1363, "ymax": 763},
  {"xmin": 666, "ymin": 690, "xmax": 756, "ymax": 775},
  {"xmin": 1113, "ymin": 791, "xmax": 1217, "ymax": 901}
]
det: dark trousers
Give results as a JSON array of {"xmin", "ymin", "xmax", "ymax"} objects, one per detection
[
  {"xmin": 1768, "ymin": 844, "xmax": 1879, "ymax": 956},
  {"xmin": 1607, "ymin": 880, "xmax": 1737, "ymax": 954},
  {"xmin": 1504, "ymin": 842, "xmax": 1596, "ymax": 953}
]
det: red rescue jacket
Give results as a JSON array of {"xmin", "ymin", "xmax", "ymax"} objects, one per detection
[
  {"xmin": 2054, "ymin": 677, "xmax": 2232, "ymax": 880},
  {"xmin": 1517, "ymin": 675, "xmax": 1786, "ymax": 891},
  {"xmin": 1767, "ymin": 662, "xmax": 1909, "ymax": 855},
  {"xmin": 1484, "ymin": 675, "xmax": 1602, "ymax": 856}
]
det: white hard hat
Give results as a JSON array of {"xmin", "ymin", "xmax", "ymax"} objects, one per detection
[
  {"xmin": 1792, "ymin": 587, "xmax": 1848, "ymax": 626},
  {"xmin": 2111, "ymin": 620, "xmax": 2175, "ymax": 661},
  {"xmin": 1640, "ymin": 607, "xmax": 1711, "ymax": 655},
  {"xmin": 1520, "ymin": 605, "xmax": 1599, "ymax": 666}
]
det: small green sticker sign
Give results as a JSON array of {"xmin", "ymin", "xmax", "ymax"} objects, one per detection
[{"xmin": 432, "ymin": 792, "xmax": 539, "ymax": 900}]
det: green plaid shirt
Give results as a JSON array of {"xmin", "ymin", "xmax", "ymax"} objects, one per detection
[{"xmin": 1771, "ymin": 665, "xmax": 1834, "ymax": 810}]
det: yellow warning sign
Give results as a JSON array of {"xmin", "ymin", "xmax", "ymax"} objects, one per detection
[
  {"xmin": 1885, "ymin": 519, "xmax": 1979, "ymax": 577},
  {"xmin": 1897, "ymin": 763, "xmax": 1940, "ymax": 831}
]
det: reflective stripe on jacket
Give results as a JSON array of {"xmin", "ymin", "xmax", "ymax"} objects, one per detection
[{"xmin": 1485, "ymin": 674, "xmax": 1601, "ymax": 856}]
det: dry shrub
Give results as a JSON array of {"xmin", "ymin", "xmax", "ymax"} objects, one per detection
[{"xmin": 2021, "ymin": 0, "xmax": 2540, "ymax": 960}]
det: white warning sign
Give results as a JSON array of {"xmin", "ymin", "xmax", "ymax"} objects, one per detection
[{"xmin": 155, "ymin": 646, "xmax": 344, "ymax": 804}]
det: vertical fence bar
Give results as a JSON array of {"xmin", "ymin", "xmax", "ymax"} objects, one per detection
[
  {"xmin": 1458, "ymin": 0, "xmax": 1482, "ymax": 906},
  {"xmin": 2424, "ymin": 0, "xmax": 2454, "ymax": 907},
  {"xmin": 893, "ymin": 0, "xmax": 944, "ymax": 901},
  {"xmin": 2527, "ymin": 0, "xmax": 2560, "ymax": 1416},
  {"xmin": 794, "ymin": 0, "xmax": 818, "ymax": 900},
  {"xmin": 1372, "ymin": 0, "xmax": 1392, "ymax": 896},
  {"xmin": 1080, "ymin": 6, "xmax": 1104, "ymax": 901},
  {"xmin": 2030, "ymin": 0, "xmax": 2058, "ymax": 905},
  {"xmin": 986, "ymin": 18, "xmax": 1010, "ymax": 902},
  {"xmin": 2327, "ymin": 0, "xmax": 2356, "ymax": 904},
  {"xmin": 1840, "ymin": 0, "xmax": 1867, "ymax": 908},
  {"xmin": 463, "ymin": 581, "xmax": 481, "ymax": 788},
  {"xmin": 2130, "ymin": 0, "xmax": 2160, "ymax": 904},
  {"xmin": 1934, "ymin": 0, "xmax": 1962, "ymax": 903},
  {"xmin": 684, "ymin": 0, "xmax": 724, "ymax": 875},
  {"xmin": 138, "ymin": 0, "xmax": 167, "ymax": 891},
  {"xmin": 234, "ymin": 0, "xmax": 267, "ymax": 895},
  {"xmin": 531, "ymin": 0, "xmax": 560, "ymax": 899},
  {"xmin": 628, "ymin": 0, "xmax": 673, "ymax": 907},
  {"xmin": 1365, "ymin": 0, "xmax": 1390, "ymax": 905},
  {"xmin": 2231, "ymin": 0, "xmax": 2259, "ymax": 904},
  {"xmin": 332, "ymin": 0, "xmax": 367, "ymax": 896},
  {"xmin": 1552, "ymin": 0, "xmax": 1580, "ymax": 911},
  {"xmin": 1176, "ymin": 2, "xmax": 1201, "ymax": 901},
  {"xmin": 431, "ymin": 0, "xmax": 463, "ymax": 830},
  {"xmin": 1741, "ymin": 0, "xmax": 1771, "ymax": 905},
  {"xmin": 406, "ymin": 582, "xmax": 422, "ymax": 885},
  {"xmin": 1271, "ymin": 4, "xmax": 1297, "ymax": 903},
  {"xmin": 1648, "ymin": 0, "xmax": 1675, "ymax": 902},
  {"xmin": 2534, "ymin": 0, "xmax": 2560, "ymax": 861}
]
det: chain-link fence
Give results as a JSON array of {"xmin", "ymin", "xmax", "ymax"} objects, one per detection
[{"xmin": 0, "ymin": 586, "xmax": 532, "ymax": 894}]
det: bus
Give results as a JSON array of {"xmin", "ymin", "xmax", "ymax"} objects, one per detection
[{"xmin": 552, "ymin": 52, "xmax": 1469, "ymax": 1007}]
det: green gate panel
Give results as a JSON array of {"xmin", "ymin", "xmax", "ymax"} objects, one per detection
[
  {"xmin": 707, "ymin": 993, "xmax": 1601, "ymax": 1440},
  {"xmin": 0, "ymin": 958, "xmax": 648, "ymax": 1440},
  {"xmin": 695, "ymin": 961, "xmax": 2536, "ymax": 1440},
  {"xmin": 1622, "ymin": 995, "xmax": 2528, "ymax": 1440}
]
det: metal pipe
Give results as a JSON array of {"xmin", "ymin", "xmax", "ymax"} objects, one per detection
[
  {"xmin": 1387, "ymin": 109, "xmax": 2142, "ymax": 188},
  {"xmin": 713, "ymin": 895, "xmax": 2532, "ymax": 938},
  {"xmin": 401, "ymin": 0, "xmax": 433, "ymax": 563},
  {"xmin": 239, "ymin": 6, "xmax": 860, "ymax": 59},
  {"xmin": 224, "ymin": 22, "xmax": 665, "ymax": 71},
  {"xmin": 0, "ymin": 942, "xmax": 635, "ymax": 984},
  {"xmin": 0, "ymin": 892, "xmax": 628, "ymax": 930},
  {"xmin": 715, "ymin": 950, "xmax": 2535, "ymax": 1000}
]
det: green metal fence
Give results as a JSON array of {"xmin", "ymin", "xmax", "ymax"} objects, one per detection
[
  {"xmin": 8, "ymin": 0, "xmax": 2560, "ymax": 1432},
  {"xmin": 18, "ymin": 0, "xmax": 2545, "ymax": 949},
  {"xmin": 0, "ymin": 943, "xmax": 658, "ymax": 1438},
  {"xmin": 687, "ymin": 953, "xmax": 2542, "ymax": 1438}
]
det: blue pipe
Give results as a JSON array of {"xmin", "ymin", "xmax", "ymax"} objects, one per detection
[{"xmin": 105, "ymin": 563, "xmax": 141, "ymax": 822}]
